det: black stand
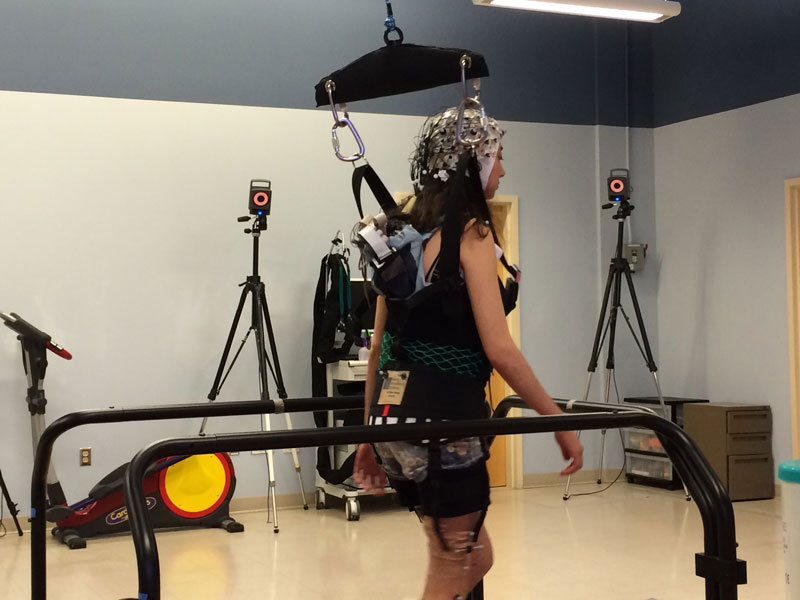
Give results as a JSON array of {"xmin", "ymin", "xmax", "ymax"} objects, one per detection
[
  {"xmin": 563, "ymin": 199, "xmax": 670, "ymax": 500},
  {"xmin": 1, "ymin": 312, "xmax": 70, "ymax": 510},
  {"xmin": 0, "ymin": 468, "xmax": 23, "ymax": 536},
  {"xmin": 202, "ymin": 214, "xmax": 308, "ymax": 532}
]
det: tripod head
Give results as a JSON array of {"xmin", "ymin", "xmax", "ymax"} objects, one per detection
[
  {"xmin": 602, "ymin": 198, "xmax": 635, "ymax": 221},
  {"xmin": 238, "ymin": 213, "xmax": 268, "ymax": 236}
]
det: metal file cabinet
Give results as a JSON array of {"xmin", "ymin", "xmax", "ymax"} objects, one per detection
[{"xmin": 684, "ymin": 403, "xmax": 775, "ymax": 501}]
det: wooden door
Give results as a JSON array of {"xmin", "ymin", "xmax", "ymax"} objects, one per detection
[{"xmin": 485, "ymin": 197, "xmax": 520, "ymax": 487}]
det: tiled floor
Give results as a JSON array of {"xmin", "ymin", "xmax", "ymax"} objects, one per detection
[{"xmin": 0, "ymin": 482, "xmax": 785, "ymax": 599}]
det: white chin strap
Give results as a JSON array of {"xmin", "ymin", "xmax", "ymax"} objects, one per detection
[{"xmin": 478, "ymin": 154, "xmax": 496, "ymax": 192}]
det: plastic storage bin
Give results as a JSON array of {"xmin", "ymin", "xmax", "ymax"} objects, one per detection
[
  {"xmin": 627, "ymin": 453, "xmax": 672, "ymax": 481},
  {"xmin": 779, "ymin": 459, "xmax": 800, "ymax": 599},
  {"xmin": 623, "ymin": 428, "xmax": 665, "ymax": 454}
]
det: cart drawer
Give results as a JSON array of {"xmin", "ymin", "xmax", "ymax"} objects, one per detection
[
  {"xmin": 627, "ymin": 453, "xmax": 672, "ymax": 481},
  {"xmin": 727, "ymin": 410, "xmax": 771, "ymax": 434},
  {"xmin": 726, "ymin": 432, "xmax": 771, "ymax": 455},
  {"xmin": 727, "ymin": 454, "xmax": 775, "ymax": 500},
  {"xmin": 622, "ymin": 428, "xmax": 666, "ymax": 455}
]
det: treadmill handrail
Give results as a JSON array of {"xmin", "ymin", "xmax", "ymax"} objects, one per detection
[
  {"xmin": 29, "ymin": 395, "xmax": 364, "ymax": 600},
  {"xmin": 123, "ymin": 408, "xmax": 746, "ymax": 600}
]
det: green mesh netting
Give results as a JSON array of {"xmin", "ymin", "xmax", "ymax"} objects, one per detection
[{"xmin": 379, "ymin": 331, "xmax": 485, "ymax": 377}]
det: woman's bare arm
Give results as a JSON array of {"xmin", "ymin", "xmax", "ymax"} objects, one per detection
[
  {"xmin": 353, "ymin": 295, "xmax": 389, "ymax": 493},
  {"xmin": 460, "ymin": 225, "xmax": 583, "ymax": 473},
  {"xmin": 363, "ymin": 295, "xmax": 388, "ymax": 424}
]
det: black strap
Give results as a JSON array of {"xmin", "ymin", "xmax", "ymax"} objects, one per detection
[
  {"xmin": 427, "ymin": 442, "xmax": 450, "ymax": 552},
  {"xmin": 352, "ymin": 164, "xmax": 397, "ymax": 219}
]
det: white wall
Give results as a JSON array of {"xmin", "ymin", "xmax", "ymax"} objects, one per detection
[
  {"xmin": 654, "ymin": 93, "xmax": 800, "ymax": 466},
  {"xmin": 0, "ymin": 91, "xmax": 610, "ymax": 515}
]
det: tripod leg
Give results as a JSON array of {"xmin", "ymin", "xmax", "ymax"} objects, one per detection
[
  {"xmin": 200, "ymin": 328, "xmax": 254, "ymax": 435},
  {"xmin": 565, "ymin": 313, "xmax": 614, "ymax": 499},
  {"xmin": 208, "ymin": 285, "xmax": 250, "ymax": 401},
  {"xmin": 587, "ymin": 261, "xmax": 617, "ymax": 373},
  {"xmin": 203, "ymin": 284, "xmax": 251, "ymax": 434},
  {"xmin": 252, "ymin": 286, "xmax": 271, "ymax": 401},
  {"xmin": 0, "ymin": 470, "xmax": 23, "ymax": 536},
  {"xmin": 261, "ymin": 413, "xmax": 279, "ymax": 532},
  {"xmin": 283, "ymin": 413, "xmax": 308, "ymax": 510},
  {"xmin": 564, "ymin": 372, "xmax": 594, "ymax": 500},
  {"xmin": 622, "ymin": 268, "xmax": 666, "ymax": 414},
  {"xmin": 259, "ymin": 287, "xmax": 288, "ymax": 398},
  {"xmin": 267, "ymin": 449, "xmax": 279, "ymax": 533},
  {"xmin": 597, "ymin": 369, "xmax": 614, "ymax": 484}
]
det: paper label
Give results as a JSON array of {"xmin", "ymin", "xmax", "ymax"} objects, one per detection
[{"xmin": 377, "ymin": 371, "xmax": 410, "ymax": 406}]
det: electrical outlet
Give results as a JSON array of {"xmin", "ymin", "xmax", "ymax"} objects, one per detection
[{"xmin": 79, "ymin": 448, "xmax": 92, "ymax": 466}]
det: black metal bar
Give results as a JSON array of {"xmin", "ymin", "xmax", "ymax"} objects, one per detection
[
  {"xmin": 29, "ymin": 396, "xmax": 363, "ymax": 600},
  {"xmin": 123, "ymin": 410, "xmax": 745, "ymax": 600}
]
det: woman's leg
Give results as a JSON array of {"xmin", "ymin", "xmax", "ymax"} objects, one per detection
[{"xmin": 420, "ymin": 512, "xmax": 493, "ymax": 600}]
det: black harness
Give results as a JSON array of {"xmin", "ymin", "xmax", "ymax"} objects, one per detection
[
  {"xmin": 353, "ymin": 156, "xmax": 520, "ymax": 318},
  {"xmin": 355, "ymin": 155, "xmax": 518, "ymax": 553}
]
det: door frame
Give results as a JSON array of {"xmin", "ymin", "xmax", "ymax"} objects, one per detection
[
  {"xmin": 489, "ymin": 194, "xmax": 523, "ymax": 488},
  {"xmin": 785, "ymin": 178, "xmax": 800, "ymax": 458}
]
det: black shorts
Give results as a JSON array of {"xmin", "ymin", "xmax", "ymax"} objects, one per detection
[{"xmin": 388, "ymin": 457, "xmax": 491, "ymax": 518}]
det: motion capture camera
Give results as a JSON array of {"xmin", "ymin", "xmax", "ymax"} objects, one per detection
[
  {"xmin": 607, "ymin": 169, "xmax": 631, "ymax": 203},
  {"xmin": 249, "ymin": 179, "xmax": 272, "ymax": 216}
]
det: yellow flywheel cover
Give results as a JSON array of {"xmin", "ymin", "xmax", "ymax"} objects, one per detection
[{"xmin": 159, "ymin": 453, "xmax": 231, "ymax": 518}]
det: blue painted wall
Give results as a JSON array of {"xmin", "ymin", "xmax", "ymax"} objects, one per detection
[
  {"xmin": 0, "ymin": 1, "xmax": 797, "ymax": 127},
  {"xmin": 0, "ymin": 0, "xmax": 647, "ymax": 125},
  {"xmin": 652, "ymin": 0, "xmax": 800, "ymax": 126}
]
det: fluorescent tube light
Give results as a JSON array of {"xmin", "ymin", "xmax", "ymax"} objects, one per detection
[{"xmin": 473, "ymin": 0, "xmax": 681, "ymax": 23}]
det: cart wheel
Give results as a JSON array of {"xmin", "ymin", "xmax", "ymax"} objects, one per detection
[
  {"xmin": 345, "ymin": 497, "xmax": 360, "ymax": 521},
  {"xmin": 315, "ymin": 488, "xmax": 327, "ymax": 510}
]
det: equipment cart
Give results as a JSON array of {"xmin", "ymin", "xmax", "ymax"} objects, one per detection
[{"xmin": 316, "ymin": 359, "xmax": 393, "ymax": 520}]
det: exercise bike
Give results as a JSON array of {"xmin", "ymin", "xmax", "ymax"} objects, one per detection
[{"xmin": 2, "ymin": 312, "xmax": 244, "ymax": 549}]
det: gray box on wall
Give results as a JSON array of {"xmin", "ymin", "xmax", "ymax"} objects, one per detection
[{"xmin": 684, "ymin": 403, "xmax": 775, "ymax": 501}]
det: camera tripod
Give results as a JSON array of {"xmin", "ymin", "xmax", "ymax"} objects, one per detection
[
  {"xmin": 563, "ymin": 198, "xmax": 684, "ymax": 500},
  {"xmin": 201, "ymin": 213, "xmax": 308, "ymax": 532},
  {"xmin": 0, "ymin": 468, "xmax": 23, "ymax": 536}
]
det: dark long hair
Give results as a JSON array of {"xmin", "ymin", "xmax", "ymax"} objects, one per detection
[{"xmin": 399, "ymin": 160, "xmax": 491, "ymax": 238}]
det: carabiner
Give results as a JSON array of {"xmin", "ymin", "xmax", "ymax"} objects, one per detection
[
  {"xmin": 457, "ymin": 55, "xmax": 488, "ymax": 147},
  {"xmin": 331, "ymin": 118, "xmax": 366, "ymax": 162},
  {"xmin": 326, "ymin": 80, "xmax": 366, "ymax": 162},
  {"xmin": 457, "ymin": 96, "xmax": 488, "ymax": 147}
]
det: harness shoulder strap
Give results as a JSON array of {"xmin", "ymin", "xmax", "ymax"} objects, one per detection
[{"xmin": 352, "ymin": 164, "xmax": 397, "ymax": 219}]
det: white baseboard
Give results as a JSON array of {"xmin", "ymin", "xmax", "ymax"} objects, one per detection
[
  {"xmin": 229, "ymin": 493, "xmax": 310, "ymax": 513},
  {"xmin": 522, "ymin": 468, "xmax": 619, "ymax": 489},
  {"xmin": 1, "ymin": 515, "xmax": 28, "ymax": 534}
]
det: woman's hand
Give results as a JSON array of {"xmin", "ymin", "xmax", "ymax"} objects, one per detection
[
  {"xmin": 555, "ymin": 431, "xmax": 584, "ymax": 475},
  {"xmin": 352, "ymin": 443, "xmax": 388, "ymax": 495}
]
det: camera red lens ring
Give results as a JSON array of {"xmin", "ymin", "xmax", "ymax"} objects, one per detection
[{"xmin": 252, "ymin": 191, "xmax": 270, "ymax": 207}]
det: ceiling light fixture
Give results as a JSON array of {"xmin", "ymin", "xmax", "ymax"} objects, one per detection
[{"xmin": 472, "ymin": 0, "xmax": 681, "ymax": 23}]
